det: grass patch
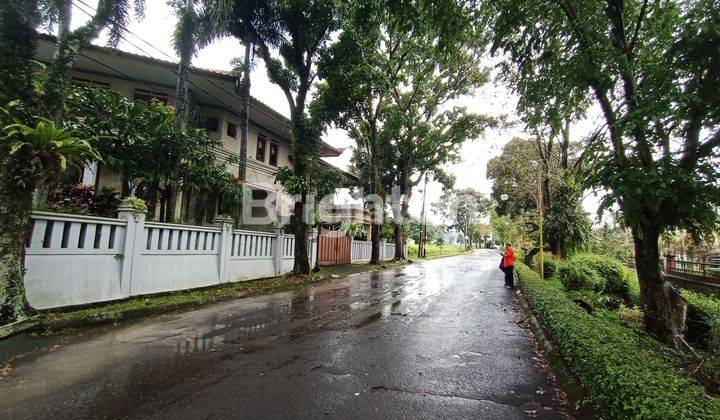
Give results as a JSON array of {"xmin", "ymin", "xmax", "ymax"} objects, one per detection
[
  {"xmin": 36, "ymin": 261, "xmax": 408, "ymax": 332},
  {"xmin": 517, "ymin": 263, "xmax": 720, "ymax": 418},
  {"xmin": 407, "ymin": 244, "xmax": 467, "ymax": 260}
]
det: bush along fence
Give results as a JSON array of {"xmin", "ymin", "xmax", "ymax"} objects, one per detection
[
  {"xmin": 24, "ymin": 208, "xmax": 401, "ymax": 310},
  {"xmin": 516, "ymin": 263, "xmax": 720, "ymax": 419}
]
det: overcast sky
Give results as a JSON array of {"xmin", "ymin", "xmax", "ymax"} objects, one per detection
[{"xmin": 69, "ymin": 1, "xmax": 604, "ymax": 225}]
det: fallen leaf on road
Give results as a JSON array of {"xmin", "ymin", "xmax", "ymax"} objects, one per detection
[
  {"xmin": 49, "ymin": 345, "xmax": 60, "ymax": 353},
  {"xmin": 536, "ymin": 388, "xmax": 546, "ymax": 395},
  {"xmin": 1, "ymin": 363, "xmax": 11, "ymax": 376},
  {"xmin": 523, "ymin": 410, "xmax": 538, "ymax": 416},
  {"xmin": 543, "ymin": 406, "xmax": 553, "ymax": 411}
]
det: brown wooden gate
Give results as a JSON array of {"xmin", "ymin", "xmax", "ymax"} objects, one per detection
[{"xmin": 317, "ymin": 229, "xmax": 351, "ymax": 266}]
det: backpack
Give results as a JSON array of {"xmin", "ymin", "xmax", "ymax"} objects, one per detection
[{"xmin": 499, "ymin": 256, "xmax": 505, "ymax": 271}]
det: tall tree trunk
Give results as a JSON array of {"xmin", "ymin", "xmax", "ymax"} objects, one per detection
[
  {"xmin": 632, "ymin": 224, "xmax": 689, "ymax": 349},
  {"xmin": 238, "ymin": 41, "xmax": 251, "ymax": 183},
  {"xmin": 289, "ymin": 97, "xmax": 313, "ymax": 275},
  {"xmin": 393, "ymin": 168, "xmax": 411, "ymax": 260},
  {"xmin": 42, "ymin": 0, "xmax": 74, "ymax": 122},
  {"xmin": 0, "ymin": 152, "xmax": 36, "ymax": 323},
  {"xmin": 370, "ymin": 221, "xmax": 381, "ymax": 265},
  {"xmin": 0, "ymin": 0, "xmax": 40, "ymax": 109},
  {"xmin": 0, "ymin": 2, "xmax": 41, "ymax": 324},
  {"xmin": 367, "ymin": 118, "xmax": 383, "ymax": 265},
  {"xmin": 145, "ymin": 181, "xmax": 160, "ymax": 220},
  {"xmin": 42, "ymin": 0, "xmax": 116, "ymax": 122},
  {"xmin": 393, "ymin": 190, "xmax": 409, "ymax": 260},
  {"xmin": 167, "ymin": 0, "xmax": 194, "ymax": 222},
  {"xmin": 292, "ymin": 193, "xmax": 310, "ymax": 274}
]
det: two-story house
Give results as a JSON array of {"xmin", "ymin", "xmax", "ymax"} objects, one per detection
[{"xmin": 35, "ymin": 35, "xmax": 356, "ymax": 224}]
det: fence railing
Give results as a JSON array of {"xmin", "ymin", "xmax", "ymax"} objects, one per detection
[
  {"xmin": 25, "ymin": 209, "xmax": 407, "ymax": 310},
  {"xmin": 665, "ymin": 256, "xmax": 720, "ymax": 279},
  {"xmin": 350, "ymin": 240, "xmax": 403, "ymax": 262},
  {"xmin": 24, "ymin": 209, "xmax": 302, "ymax": 310}
]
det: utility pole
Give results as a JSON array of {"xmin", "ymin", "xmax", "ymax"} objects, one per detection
[
  {"xmin": 537, "ymin": 172, "xmax": 544, "ymax": 279},
  {"xmin": 237, "ymin": 41, "xmax": 252, "ymax": 184},
  {"xmin": 418, "ymin": 173, "xmax": 429, "ymax": 258}
]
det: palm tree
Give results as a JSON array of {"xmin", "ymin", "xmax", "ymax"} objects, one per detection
[
  {"xmin": 39, "ymin": 0, "xmax": 146, "ymax": 122},
  {"xmin": 165, "ymin": 0, "xmax": 228, "ymax": 222},
  {"xmin": 0, "ymin": 114, "xmax": 98, "ymax": 324}
]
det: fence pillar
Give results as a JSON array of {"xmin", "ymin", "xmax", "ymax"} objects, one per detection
[
  {"xmin": 663, "ymin": 254, "xmax": 675, "ymax": 273},
  {"xmin": 310, "ymin": 228, "xmax": 318, "ymax": 269},
  {"xmin": 273, "ymin": 225, "xmax": 284, "ymax": 276},
  {"xmin": 214, "ymin": 215, "xmax": 233, "ymax": 283},
  {"xmin": 118, "ymin": 205, "xmax": 145, "ymax": 298},
  {"xmin": 380, "ymin": 239, "xmax": 387, "ymax": 261}
]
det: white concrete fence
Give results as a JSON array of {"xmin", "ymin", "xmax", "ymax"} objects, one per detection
[
  {"xmin": 349, "ymin": 240, "xmax": 401, "ymax": 263},
  {"xmin": 24, "ymin": 208, "xmax": 405, "ymax": 310}
]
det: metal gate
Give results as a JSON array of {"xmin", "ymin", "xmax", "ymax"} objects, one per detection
[{"xmin": 317, "ymin": 229, "xmax": 351, "ymax": 266}]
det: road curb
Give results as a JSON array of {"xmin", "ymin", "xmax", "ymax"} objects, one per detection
[
  {"xmin": 514, "ymin": 289, "xmax": 595, "ymax": 415},
  {"xmin": 0, "ymin": 316, "xmax": 41, "ymax": 340}
]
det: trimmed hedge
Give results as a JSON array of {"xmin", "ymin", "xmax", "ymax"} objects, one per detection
[
  {"xmin": 517, "ymin": 263, "xmax": 720, "ymax": 419},
  {"xmin": 557, "ymin": 262, "xmax": 606, "ymax": 292},
  {"xmin": 570, "ymin": 253, "xmax": 631, "ymax": 298}
]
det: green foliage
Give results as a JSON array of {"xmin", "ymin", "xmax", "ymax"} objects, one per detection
[
  {"xmin": 586, "ymin": 225, "xmax": 634, "ymax": 264},
  {"xmin": 617, "ymin": 304, "xmax": 645, "ymax": 330},
  {"xmin": 47, "ymin": 184, "xmax": 120, "ymax": 217},
  {"xmin": 681, "ymin": 289, "xmax": 720, "ymax": 350},
  {"xmin": 66, "ymin": 86, "xmax": 232, "ymax": 221},
  {"xmin": 516, "ymin": 264, "xmax": 720, "ymax": 418},
  {"xmin": 539, "ymin": 256, "xmax": 559, "ymax": 279},
  {"xmin": 1, "ymin": 114, "xmax": 99, "ymax": 181},
  {"xmin": 557, "ymin": 261, "xmax": 605, "ymax": 293},
  {"xmin": 432, "ymin": 188, "xmax": 489, "ymax": 249},
  {"xmin": 120, "ymin": 195, "xmax": 148, "ymax": 214},
  {"xmin": 570, "ymin": 253, "xmax": 630, "ymax": 298},
  {"xmin": 340, "ymin": 220, "xmax": 367, "ymax": 240}
]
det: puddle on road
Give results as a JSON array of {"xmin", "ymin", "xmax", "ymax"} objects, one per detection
[
  {"xmin": 235, "ymin": 335, "xmax": 279, "ymax": 354},
  {"xmin": 354, "ymin": 312, "xmax": 382, "ymax": 328}
]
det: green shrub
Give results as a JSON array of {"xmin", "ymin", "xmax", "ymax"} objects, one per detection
[
  {"xmin": 516, "ymin": 263, "xmax": 720, "ymax": 419},
  {"xmin": 557, "ymin": 262, "xmax": 605, "ymax": 292},
  {"xmin": 120, "ymin": 195, "xmax": 148, "ymax": 213},
  {"xmin": 681, "ymin": 289, "xmax": 720, "ymax": 351},
  {"xmin": 570, "ymin": 253, "xmax": 630, "ymax": 298},
  {"xmin": 537, "ymin": 256, "xmax": 559, "ymax": 279}
]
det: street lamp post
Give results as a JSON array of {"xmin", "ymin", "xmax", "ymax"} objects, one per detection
[
  {"xmin": 499, "ymin": 194, "xmax": 509, "ymax": 246},
  {"xmin": 499, "ymin": 171, "xmax": 545, "ymax": 280}
]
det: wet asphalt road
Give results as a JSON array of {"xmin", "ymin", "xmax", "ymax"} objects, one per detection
[{"xmin": 0, "ymin": 250, "xmax": 568, "ymax": 419}]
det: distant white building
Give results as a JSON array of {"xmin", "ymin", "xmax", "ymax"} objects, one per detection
[{"xmin": 442, "ymin": 229, "xmax": 462, "ymax": 246}]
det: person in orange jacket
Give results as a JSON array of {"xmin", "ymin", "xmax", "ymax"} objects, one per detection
[{"xmin": 500, "ymin": 244, "xmax": 515, "ymax": 288}]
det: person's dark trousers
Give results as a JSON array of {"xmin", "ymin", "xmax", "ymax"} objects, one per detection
[{"xmin": 504, "ymin": 266, "xmax": 514, "ymax": 287}]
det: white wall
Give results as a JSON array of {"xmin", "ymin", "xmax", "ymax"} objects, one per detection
[
  {"xmin": 24, "ymin": 212, "xmax": 404, "ymax": 311},
  {"xmin": 24, "ymin": 211, "xmax": 300, "ymax": 310}
]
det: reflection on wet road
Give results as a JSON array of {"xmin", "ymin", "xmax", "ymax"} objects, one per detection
[{"xmin": 0, "ymin": 250, "xmax": 567, "ymax": 419}]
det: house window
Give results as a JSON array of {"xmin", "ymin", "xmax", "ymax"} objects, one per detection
[
  {"xmin": 269, "ymin": 142, "xmax": 278, "ymax": 166},
  {"xmin": 256, "ymin": 135, "xmax": 267, "ymax": 162},
  {"xmin": 227, "ymin": 122, "xmax": 237, "ymax": 138},
  {"xmin": 133, "ymin": 89, "xmax": 169, "ymax": 105},
  {"xmin": 251, "ymin": 189, "xmax": 269, "ymax": 218},
  {"xmin": 205, "ymin": 117, "xmax": 219, "ymax": 132}
]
